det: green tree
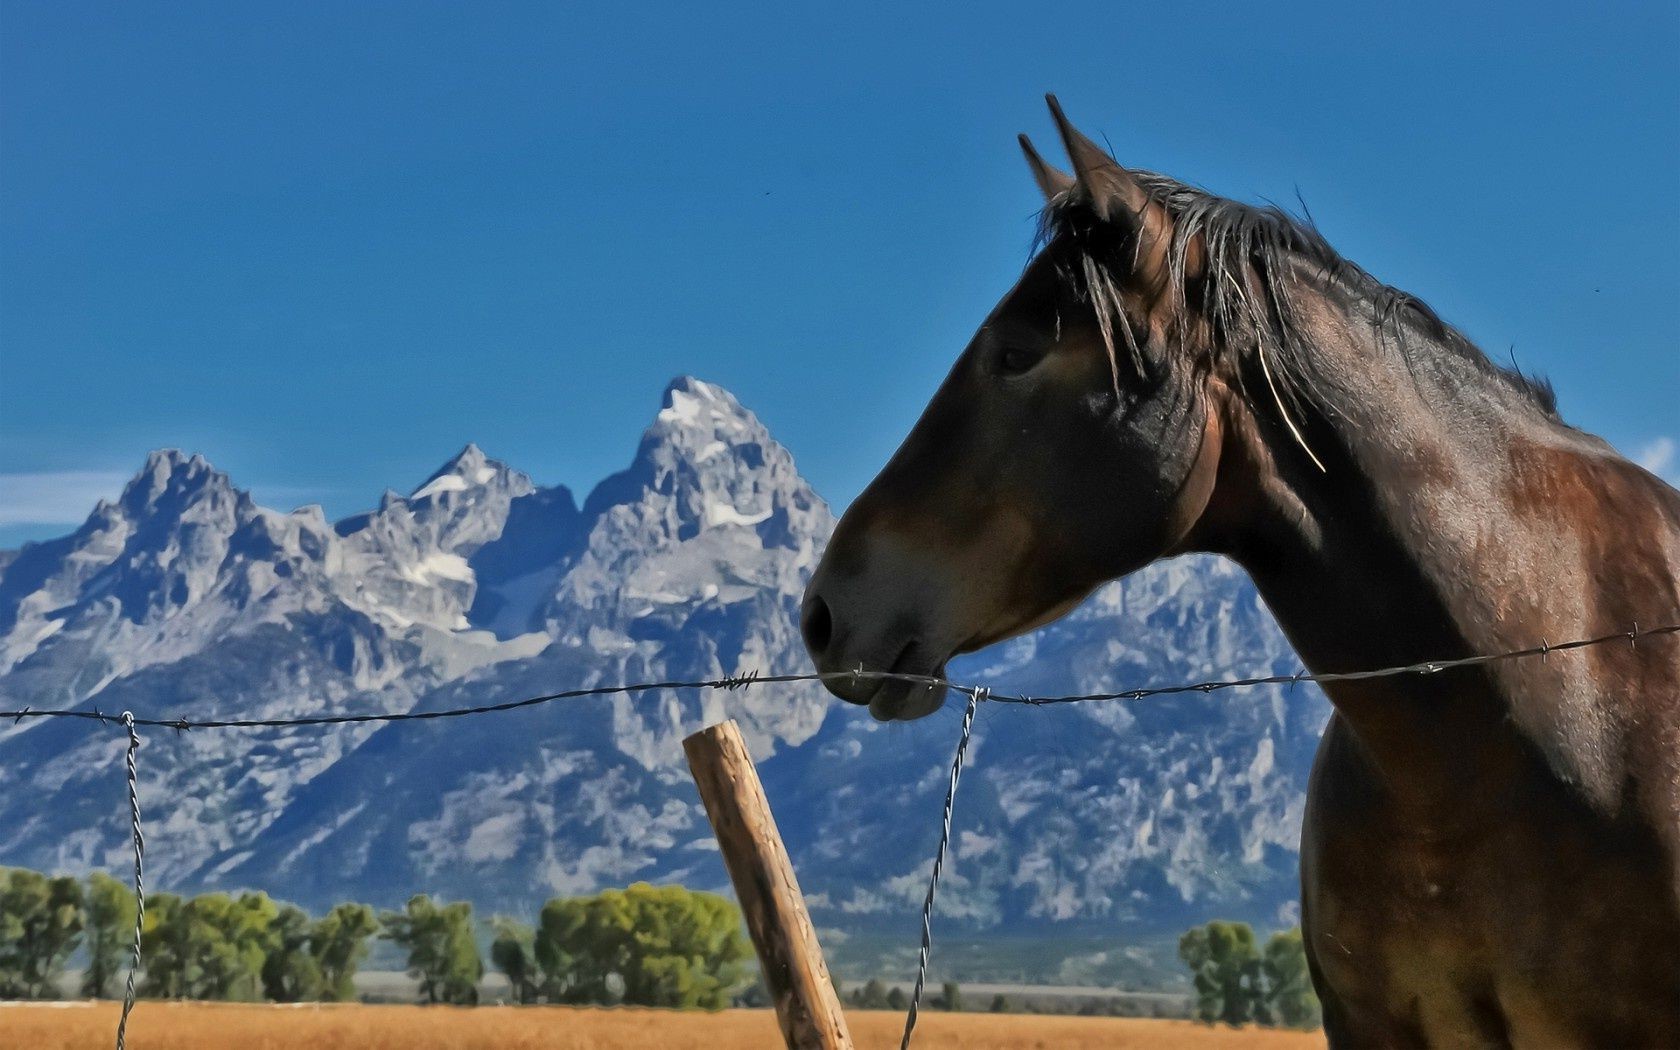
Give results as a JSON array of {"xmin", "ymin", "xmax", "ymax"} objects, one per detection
[
  {"xmin": 205, "ymin": 892, "xmax": 279, "ymax": 1001},
  {"xmin": 535, "ymin": 883, "xmax": 750, "ymax": 1010},
  {"xmin": 139, "ymin": 893, "xmax": 190, "ymax": 999},
  {"xmin": 140, "ymin": 891, "xmax": 277, "ymax": 1001},
  {"xmin": 262, "ymin": 903, "xmax": 323, "ymax": 1002},
  {"xmin": 940, "ymin": 980, "xmax": 962, "ymax": 1011},
  {"xmin": 490, "ymin": 917, "xmax": 539, "ymax": 1004},
  {"xmin": 1260, "ymin": 928, "xmax": 1321, "ymax": 1029},
  {"xmin": 0, "ymin": 868, "xmax": 85, "ymax": 999},
  {"xmin": 381, "ymin": 895, "xmax": 482, "ymax": 1005},
  {"xmin": 886, "ymin": 986, "xmax": 908, "ymax": 1011},
  {"xmin": 1178, "ymin": 920, "xmax": 1262, "ymax": 1026},
  {"xmin": 312, "ymin": 902, "xmax": 377, "ymax": 1002},
  {"xmin": 853, "ymin": 978, "xmax": 889, "ymax": 1009},
  {"xmin": 82, "ymin": 873, "xmax": 137, "ymax": 999},
  {"xmin": 989, "ymin": 993, "xmax": 1011, "ymax": 1013}
]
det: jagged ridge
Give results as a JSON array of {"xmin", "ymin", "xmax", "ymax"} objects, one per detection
[{"xmin": 0, "ymin": 377, "xmax": 1328, "ymax": 945}]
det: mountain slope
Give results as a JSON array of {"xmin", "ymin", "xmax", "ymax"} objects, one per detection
[{"xmin": 0, "ymin": 377, "xmax": 1328, "ymax": 947}]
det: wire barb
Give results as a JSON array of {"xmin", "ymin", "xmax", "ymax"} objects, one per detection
[
  {"xmin": 0, "ymin": 616, "xmax": 1672, "ymax": 1050},
  {"xmin": 0, "ymin": 620, "xmax": 1673, "ymax": 730},
  {"xmin": 721, "ymin": 669, "xmax": 760, "ymax": 691}
]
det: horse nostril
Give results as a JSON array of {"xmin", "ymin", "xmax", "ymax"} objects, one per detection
[{"xmin": 802, "ymin": 594, "xmax": 834, "ymax": 656}]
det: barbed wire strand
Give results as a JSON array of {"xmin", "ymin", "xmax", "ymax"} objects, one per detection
[
  {"xmin": 1, "ymin": 618, "xmax": 1670, "ymax": 1050},
  {"xmin": 900, "ymin": 686, "xmax": 984, "ymax": 1050},
  {"xmin": 1, "ymin": 622, "xmax": 1672, "ymax": 731},
  {"xmin": 114, "ymin": 712, "xmax": 145, "ymax": 1050}
]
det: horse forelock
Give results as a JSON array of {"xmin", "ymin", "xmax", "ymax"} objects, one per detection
[{"xmin": 1031, "ymin": 174, "xmax": 1562, "ymax": 424}]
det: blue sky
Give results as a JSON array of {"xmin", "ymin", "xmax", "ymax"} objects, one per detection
[{"xmin": 2, "ymin": 2, "xmax": 1676, "ymax": 547}]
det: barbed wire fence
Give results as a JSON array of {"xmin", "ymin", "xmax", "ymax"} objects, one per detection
[{"xmin": 1, "ymin": 619, "xmax": 1675, "ymax": 1049}]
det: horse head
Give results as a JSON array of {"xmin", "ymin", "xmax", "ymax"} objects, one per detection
[{"xmin": 801, "ymin": 97, "xmax": 1227, "ymax": 720}]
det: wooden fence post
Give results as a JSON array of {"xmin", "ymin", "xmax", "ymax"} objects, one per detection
[{"xmin": 684, "ymin": 719, "xmax": 854, "ymax": 1050}]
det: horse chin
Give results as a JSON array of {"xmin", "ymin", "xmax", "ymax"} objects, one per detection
[{"xmin": 867, "ymin": 676, "xmax": 949, "ymax": 722}]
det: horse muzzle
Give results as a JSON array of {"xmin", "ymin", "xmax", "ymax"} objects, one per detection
[{"xmin": 800, "ymin": 587, "xmax": 950, "ymax": 722}]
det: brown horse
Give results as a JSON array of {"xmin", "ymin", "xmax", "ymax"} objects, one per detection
[{"xmin": 801, "ymin": 97, "xmax": 1680, "ymax": 1046}]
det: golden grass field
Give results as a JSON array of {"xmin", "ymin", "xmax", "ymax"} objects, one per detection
[{"xmin": 2, "ymin": 1001, "xmax": 1326, "ymax": 1049}]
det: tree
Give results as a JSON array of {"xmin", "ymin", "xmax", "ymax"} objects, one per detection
[
  {"xmin": 312, "ymin": 902, "xmax": 377, "ymax": 1002},
  {"xmin": 262, "ymin": 903, "xmax": 323, "ymax": 1002},
  {"xmin": 141, "ymin": 891, "xmax": 277, "ymax": 1001},
  {"xmin": 534, "ymin": 883, "xmax": 750, "ymax": 1010},
  {"xmin": 1260, "ymin": 928, "xmax": 1321, "ymax": 1029},
  {"xmin": 1178, "ymin": 920, "xmax": 1263, "ymax": 1026},
  {"xmin": 886, "ymin": 986, "xmax": 908, "ymax": 1011},
  {"xmin": 139, "ymin": 893, "xmax": 190, "ymax": 999},
  {"xmin": 82, "ymin": 873, "xmax": 137, "ymax": 999},
  {"xmin": 204, "ymin": 892, "xmax": 279, "ymax": 1001},
  {"xmin": 0, "ymin": 868, "xmax": 84, "ymax": 998},
  {"xmin": 490, "ymin": 917, "xmax": 539, "ymax": 1004},
  {"xmin": 989, "ymin": 993, "xmax": 1011, "ymax": 1013},
  {"xmin": 381, "ymin": 895, "xmax": 482, "ymax": 1005},
  {"xmin": 853, "ymin": 978, "xmax": 889, "ymax": 1009},
  {"xmin": 940, "ymin": 980, "xmax": 962, "ymax": 1012}
]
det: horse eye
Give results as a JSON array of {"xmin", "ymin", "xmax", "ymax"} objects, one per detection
[{"xmin": 997, "ymin": 346, "xmax": 1042, "ymax": 375}]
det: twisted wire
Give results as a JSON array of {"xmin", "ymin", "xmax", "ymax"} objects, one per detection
[
  {"xmin": 0, "ymin": 619, "xmax": 1670, "ymax": 1048},
  {"xmin": 1, "ymin": 622, "xmax": 1671, "ymax": 730},
  {"xmin": 114, "ymin": 712, "xmax": 145, "ymax": 1050},
  {"xmin": 899, "ymin": 686, "xmax": 984, "ymax": 1050}
]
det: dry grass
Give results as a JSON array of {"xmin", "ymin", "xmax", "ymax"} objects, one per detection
[{"xmin": 2, "ymin": 1001, "xmax": 1326, "ymax": 1049}]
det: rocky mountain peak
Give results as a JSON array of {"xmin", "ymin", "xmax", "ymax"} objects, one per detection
[
  {"xmin": 0, "ymin": 378, "xmax": 1327, "ymax": 951},
  {"xmin": 571, "ymin": 378, "xmax": 831, "ymax": 591},
  {"xmin": 626, "ymin": 377, "xmax": 771, "ymax": 475},
  {"xmin": 330, "ymin": 447, "xmax": 538, "ymax": 634},
  {"xmin": 116, "ymin": 448, "xmax": 239, "ymax": 521},
  {"xmin": 408, "ymin": 443, "xmax": 520, "ymax": 503},
  {"xmin": 584, "ymin": 377, "xmax": 825, "ymax": 533}
]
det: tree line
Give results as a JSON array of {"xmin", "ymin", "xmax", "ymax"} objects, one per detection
[
  {"xmin": 5, "ymin": 864, "xmax": 1321, "ymax": 1023},
  {"xmin": 0, "ymin": 867, "xmax": 749, "ymax": 1010},
  {"xmin": 0, "ymin": 866, "xmax": 386, "ymax": 1003},
  {"xmin": 486, "ymin": 882, "xmax": 750, "ymax": 1009},
  {"xmin": 1179, "ymin": 920, "xmax": 1320, "ymax": 1029}
]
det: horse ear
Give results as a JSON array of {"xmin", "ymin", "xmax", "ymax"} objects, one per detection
[
  {"xmin": 1044, "ymin": 94, "xmax": 1188, "ymax": 293},
  {"xmin": 1018, "ymin": 134, "xmax": 1074, "ymax": 201},
  {"xmin": 1044, "ymin": 95, "xmax": 1152, "ymax": 221}
]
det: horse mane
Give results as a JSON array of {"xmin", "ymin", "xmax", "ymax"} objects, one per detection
[{"xmin": 1034, "ymin": 173, "xmax": 1560, "ymax": 425}]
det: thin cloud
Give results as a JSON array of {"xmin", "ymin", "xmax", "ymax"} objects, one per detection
[
  {"xmin": 0, "ymin": 471, "xmax": 130, "ymax": 526},
  {"xmin": 1636, "ymin": 436, "xmax": 1676, "ymax": 483},
  {"xmin": 0, "ymin": 464, "xmax": 346, "ymax": 531}
]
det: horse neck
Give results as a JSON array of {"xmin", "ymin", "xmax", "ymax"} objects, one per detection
[{"xmin": 1188, "ymin": 291, "xmax": 1609, "ymax": 810}]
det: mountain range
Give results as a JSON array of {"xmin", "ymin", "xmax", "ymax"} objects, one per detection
[{"xmin": 0, "ymin": 377, "xmax": 1329, "ymax": 980}]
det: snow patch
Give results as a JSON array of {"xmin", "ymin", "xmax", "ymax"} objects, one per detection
[
  {"xmin": 398, "ymin": 553, "xmax": 475, "ymax": 585},
  {"xmin": 411, "ymin": 474, "xmax": 469, "ymax": 500},
  {"xmin": 704, "ymin": 500, "xmax": 772, "ymax": 528},
  {"xmin": 659, "ymin": 388, "xmax": 705, "ymax": 426}
]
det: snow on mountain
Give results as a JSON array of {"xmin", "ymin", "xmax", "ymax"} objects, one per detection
[
  {"xmin": 0, "ymin": 377, "xmax": 1328, "ymax": 944},
  {"xmin": 543, "ymin": 377, "xmax": 835, "ymax": 763},
  {"xmin": 334, "ymin": 443, "xmax": 536, "ymax": 634},
  {"xmin": 0, "ymin": 450, "xmax": 342, "ymax": 695}
]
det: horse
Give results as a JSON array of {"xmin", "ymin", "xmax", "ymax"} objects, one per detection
[{"xmin": 800, "ymin": 96, "xmax": 1680, "ymax": 1046}]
